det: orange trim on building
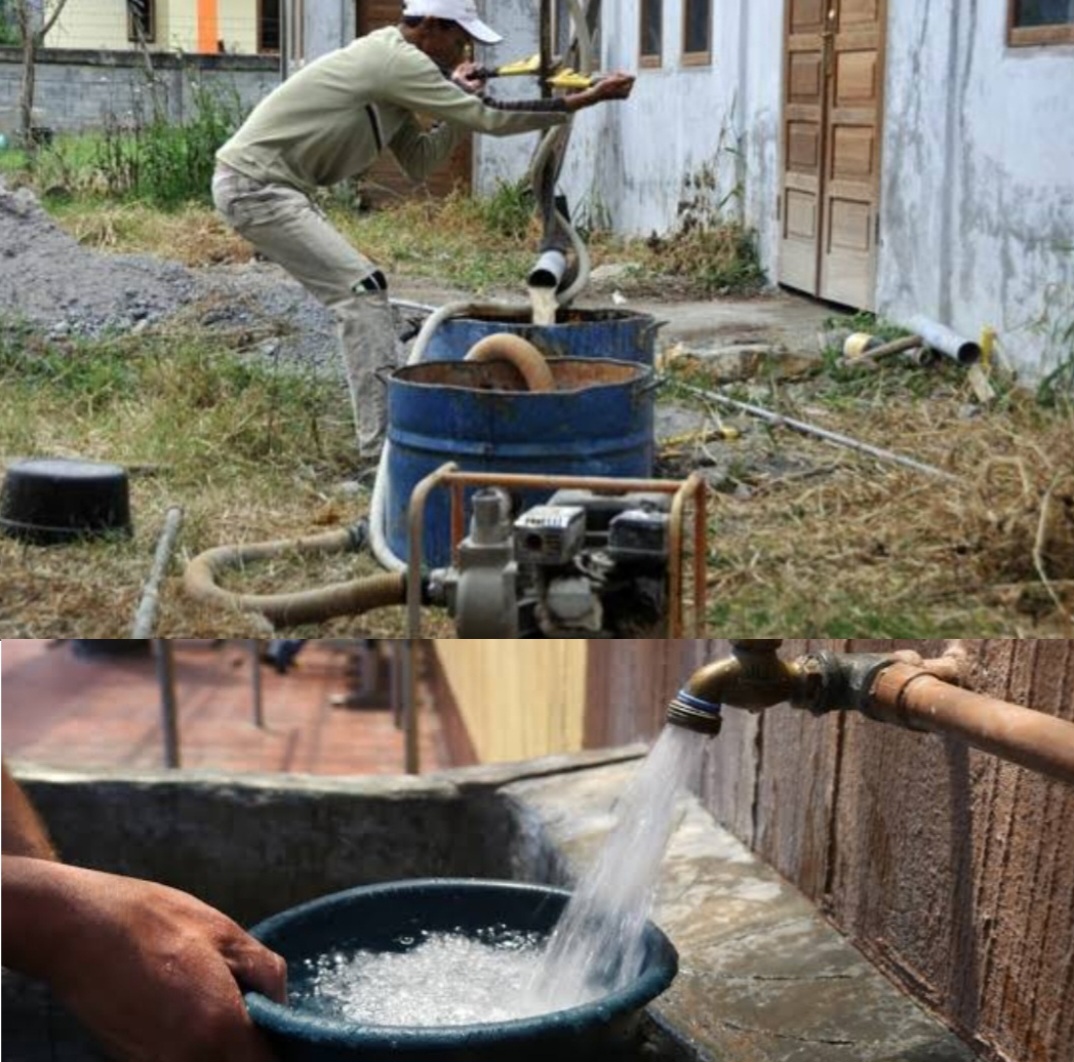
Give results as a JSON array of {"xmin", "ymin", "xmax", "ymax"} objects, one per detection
[{"xmin": 197, "ymin": 0, "xmax": 219, "ymax": 53}]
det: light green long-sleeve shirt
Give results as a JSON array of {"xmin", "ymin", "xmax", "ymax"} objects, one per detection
[{"xmin": 217, "ymin": 26, "xmax": 569, "ymax": 194}]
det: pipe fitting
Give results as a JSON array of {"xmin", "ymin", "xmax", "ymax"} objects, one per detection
[
  {"xmin": 791, "ymin": 650, "xmax": 903, "ymax": 717},
  {"xmin": 527, "ymin": 249, "xmax": 569, "ymax": 291}
]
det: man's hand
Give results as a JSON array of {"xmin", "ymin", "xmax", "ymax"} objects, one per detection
[
  {"xmin": 4, "ymin": 859, "xmax": 287, "ymax": 1062},
  {"xmin": 588, "ymin": 72, "xmax": 636, "ymax": 101},
  {"xmin": 564, "ymin": 72, "xmax": 636, "ymax": 112},
  {"xmin": 451, "ymin": 60, "xmax": 488, "ymax": 95}
]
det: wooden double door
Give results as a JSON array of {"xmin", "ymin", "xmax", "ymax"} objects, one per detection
[{"xmin": 779, "ymin": 0, "xmax": 888, "ymax": 310}]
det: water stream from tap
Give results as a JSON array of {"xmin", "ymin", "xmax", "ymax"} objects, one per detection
[
  {"xmin": 526, "ymin": 724, "xmax": 706, "ymax": 1011},
  {"xmin": 299, "ymin": 725, "xmax": 704, "ymax": 1025}
]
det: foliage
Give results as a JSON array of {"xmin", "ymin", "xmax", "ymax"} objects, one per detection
[
  {"xmin": 643, "ymin": 222, "xmax": 764, "ymax": 295},
  {"xmin": 91, "ymin": 76, "xmax": 246, "ymax": 207},
  {"xmin": 0, "ymin": 0, "xmax": 19, "ymax": 45},
  {"xmin": 637, "ymin": 121, "xmax": 765, "ymax": 296},
  {"xmin": 470, "ymin": 178, "xmax": 537, "ymax": 242}
]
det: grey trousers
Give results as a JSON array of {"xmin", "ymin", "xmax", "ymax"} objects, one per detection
[{"xmin": 211, "ymin": 164, "xmax": 399, "ymax": 457}]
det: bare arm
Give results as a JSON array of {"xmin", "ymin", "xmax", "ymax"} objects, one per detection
[
  {"xmin": 1, "ymin": 762, "xmax": 287, "ymax": 1062},
  {"xmin": 3, "ymin": 858, "xmax": 287, "ymax": 1062},
  {"xmin": 2, "ymin": 761, "xmax": 58, "ymax": 859}
]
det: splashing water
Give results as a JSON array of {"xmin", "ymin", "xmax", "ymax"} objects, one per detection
[
  {"xmin": 298, "ymin": 725, "xmax": 705, "ymax": 1026},
  {"xmin": 295, "ymin": 927, "xmax": 550, "ymax": 1026},
  {"xmin": 526, "ymin": 725, "xmax": 706, "ymax": 1011}
]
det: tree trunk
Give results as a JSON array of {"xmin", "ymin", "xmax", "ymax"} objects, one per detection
[
  {"xmin": 15, "ymin": 0, "xmax": 72, "ymax": 150},
  {"xmin": 18, "ymin": 24, "xmax": 34, "ymax": 148}
]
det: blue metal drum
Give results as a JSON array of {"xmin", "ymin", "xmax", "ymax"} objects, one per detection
[
  {"xmin": 420, "ymin": 307, "xmax": 661, "ymax": 366},
  {"xmin": 386, "ymin": 358, "xmax": 656, "ymax": 568}
]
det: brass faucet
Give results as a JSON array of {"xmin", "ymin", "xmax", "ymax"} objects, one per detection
[{"xmin": 666, "ymin": 640, "xmax": 818, "ymax": 734}]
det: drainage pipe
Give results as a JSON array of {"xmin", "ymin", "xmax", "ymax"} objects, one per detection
[
  {"xmin": 867, "ymin": 661, "xmax": 1074, "ymax": 786},
  {"xmin": 184, "ymin": 525, "xmax": 406, "ymax": 626},
  {"xmin": 905, "ymin": 315, "xmax": 982, "ymax": 366},
  {"xmin": 679, "ymin": 383, "xmax": 959, "ymax": 482}
]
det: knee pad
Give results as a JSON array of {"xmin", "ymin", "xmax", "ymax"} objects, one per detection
[{"xmin": 354, "ymin": 270, "xmax": 388, "ymax": 295}]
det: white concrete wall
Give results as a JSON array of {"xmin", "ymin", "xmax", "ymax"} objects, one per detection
[
  {"xmin": 217, "ymin": 0, "xmax": 259, "ymax": 54},
  {"xmin": 481, "ymin": 0, "xmax": 1074, "ymax": 382},
  {"xmin": 480, "ymin": 1, "xmax": 782, "ymax": 250},
  {"xmin": 46, "ymin": 0, "xmax": 133, "ymax": 50},
  {"xmin": 878, "ymin": 2, "xmax": 1074, "ymax": 382},
  {"xmin": 45, "ymin": 0, "xmax": 264, "ymax": 54},
  {"xmin": 468, "ymin": 2, "xmax": 550, "ymax": 193},
  {"xmin": 44, "ymin": 0, "xmax": 187, "ymax": 51},
  {"xmin": 303, "ymin": 0, "xmax": 351, "ymax": 65}
]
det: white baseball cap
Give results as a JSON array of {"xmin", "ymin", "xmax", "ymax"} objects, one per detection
[{"xmin": 402, "ymin": 0, "xmax": 503, "ymax": 44}]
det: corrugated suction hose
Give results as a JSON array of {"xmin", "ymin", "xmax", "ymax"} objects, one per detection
[
  {"xmin": 184, "ymin": 525, "xmax": 406, "ymax": 626},
  {"xmin": 464, "ymin": 333, "xmax": 555, "ymax": 391}
]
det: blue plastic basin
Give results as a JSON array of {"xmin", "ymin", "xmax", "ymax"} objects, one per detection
[{"xmin": 245, "ymin": 878, "xmax": 678, "ymax": 1062}]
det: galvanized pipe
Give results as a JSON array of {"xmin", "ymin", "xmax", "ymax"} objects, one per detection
[
  {"xmin": 868, "ymin": 661, "xmax": 1074, "ymax": 786},
  {"xmin": 131, "ymin": 506, "xmax": 183, "ymax": 637},
  {"xmin": 679, "ymin": 383, "xmax": 959, "ymax": 482},
  {"xmin": 905, "ymin": 315, "xmax": 982, "ymax": 366},
  {"xmin": 527, "ymin": 249, "xmax": 569, "ymax": 290},
  {"xmin": 154, "ymin": 639, "xmax": 181, "ymax": 768}
]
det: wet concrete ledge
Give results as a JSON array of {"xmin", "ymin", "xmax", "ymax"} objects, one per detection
[{"xmin": 6, "ymin": 751, "xmax": 976, "ymax": 1062}]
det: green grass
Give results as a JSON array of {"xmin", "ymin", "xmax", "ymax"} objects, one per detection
[{"xmin": 0, "ymin": 326, "xmax": 354, "ymax": 485}]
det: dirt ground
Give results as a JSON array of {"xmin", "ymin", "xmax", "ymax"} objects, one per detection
[{"xmin": 2, "ymin": 179, "xmax": 1071, "ymax": 638}]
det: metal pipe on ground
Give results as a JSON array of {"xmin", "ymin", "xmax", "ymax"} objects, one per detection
[
  {"xmin": 906, "ymin": 315, "xmax": 982, "ymax": 365},
  {"xmin": 678, "ymin": 383, "xmax": 959, "ymax": 482},
  {"xmin": 131, "ymin": 506, "xmax": 183, "ymax": 637},
  {"xmin": 869, "ymin": 661, "xmax": 1074, "ymax": 786}
]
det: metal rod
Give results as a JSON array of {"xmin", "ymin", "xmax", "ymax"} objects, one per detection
[
  {"xmin": 403, "ymin": 640, "xmax": 419, "ymax": 775},
  {"xmin": 667, "ymin": 478, "xmax": 688, "ymax": 637},
  {"xmin": 870, "ymin": 662, "xmax": 1074, "ymax": 786},
  {"xmin": 130, "ymin": 506, "xmax": 183, "ymax": 638},
  {"xmin": 248, "ymin": 640, "xmax": 264, "ymax": 728},
  {"xmin": 154, "ymin": 639, "xmax": 181, "ymax": 768},
  {"xmin": 539, "ymin": 0, "xmax": 553, "ymax": 98},
  {"xmin": 390, "ymin": 641, "xmax": 403, "ymax": 729},
  {"xmin": 693, "ymin": 478, "xmax": 708, "ymax": 635},
  {"xmin": 407, "ymin": 462, "xmax": 459, "ymax": 638},
  {"xmin": 679, "ymin": 383, "xmax": 959, "ymax": 482}
]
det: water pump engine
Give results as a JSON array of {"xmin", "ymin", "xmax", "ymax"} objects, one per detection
[{"xmin": 430, "ymin": 488, "xmax": 672, "ymax": 638}]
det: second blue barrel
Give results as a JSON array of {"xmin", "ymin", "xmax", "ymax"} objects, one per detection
[
  {"xmin": 386, "ymin": 358, "xmax": 656, "ymax": 568},
  {"xmin": 419, "ymin": 307, "xmax": 661, "ymax": 366}
]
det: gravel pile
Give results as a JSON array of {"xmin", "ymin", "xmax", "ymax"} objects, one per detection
[
  {"xmin": 0, "ymin": 178, "xmax": 343, "ymax": 371},
  {"xmin": 0, "ymin": 178, "xmax": 197, "ymax": 339}
]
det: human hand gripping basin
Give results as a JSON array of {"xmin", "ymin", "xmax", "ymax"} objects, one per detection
[{"xmin": 244, "ymin": 878, "xmax": 678, "ymax": 1062}]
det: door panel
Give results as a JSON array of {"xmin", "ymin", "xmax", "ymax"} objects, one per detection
[
  {"xmin": 779, "ymin": 0, "xmax": 828, "ymax": 294},
  {"xmin": 779, "ymin": 0, "xmax": 886, "ymax": 310}
]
